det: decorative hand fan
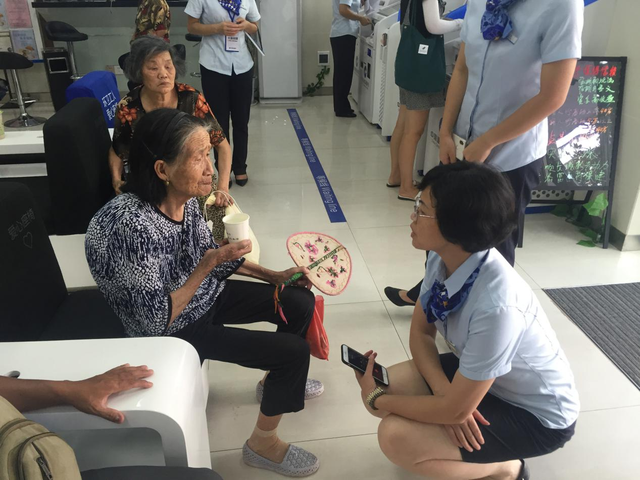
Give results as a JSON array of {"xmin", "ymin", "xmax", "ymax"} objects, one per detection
[{"xmin": 283, "ymin": 232, "xmax": 352, "ymax": 295}]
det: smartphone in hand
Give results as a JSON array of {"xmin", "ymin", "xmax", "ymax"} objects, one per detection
[
  {"xmin": 341, "ymin": 344, "xmax": 389, "ymax": 386},
  {"xmin": 453, "ymin": 134, "xmax": 467, "ymax": 161}
]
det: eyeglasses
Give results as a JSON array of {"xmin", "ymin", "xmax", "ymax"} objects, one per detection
[{"xmin": 412, "ymin": 194, "xmax": 437, "ymax": 220}]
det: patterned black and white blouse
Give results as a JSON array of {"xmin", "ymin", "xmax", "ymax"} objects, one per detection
[{"xmin": 85, "ymin": 193, "xmax": 244, "ymax": 337}]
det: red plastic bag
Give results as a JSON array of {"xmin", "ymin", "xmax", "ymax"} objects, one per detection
[{"xmin": 307, "ymin": 295, "xmax": 329, "ymax": 360}]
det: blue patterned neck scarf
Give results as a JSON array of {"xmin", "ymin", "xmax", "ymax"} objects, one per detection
[
  {"xmin": 219, "ymin": 0, "xmax": 242, "ymax": 19},
  {"xmin": 481, "ymin": 0, "xmax": 522, "ymax": 41},
  {"xmin": 422, "ymin": 252, "xmax": 489, "ymax": 324}
]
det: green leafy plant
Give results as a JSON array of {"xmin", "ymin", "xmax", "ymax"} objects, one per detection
[
  {"xmin": 551, "ymin": 192, "xmax": 609, "ymax": 247},
  {"xmin": 304, "ymin": 66, "xmax": 330, "ymax": 97}
]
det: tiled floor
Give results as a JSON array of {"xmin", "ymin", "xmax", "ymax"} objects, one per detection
[{"xmin": 50, "ymin": 96, "xmax": 640, "ymax": 479}]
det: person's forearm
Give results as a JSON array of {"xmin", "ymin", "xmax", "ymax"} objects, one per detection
[
  {"xmin": 169, "ymin": 258, "xmax": 218, "ymax": 324},
  {"xmin": 215, "ymin": 142, "xmax": 232, "ymax": 187},
  {"xmin": 243, "ymin": 21, "xmax": 258, "ymax": 35},
  {"xmin": 423, "ymin": 0, "xmax": 463, "ymax": 35},
  {"xmin": 375, "ymin": 392, "xmax": 465, "ymax": 424},
  {"xmin": 0, "ymin": 376, "xmax": 75, "ymax": 413},
  {"xmin": 339, "ymin": 4, "xmax": 366, "ymax": 22},
  {"xmin": 108, "ymin": 147, "xmax": 123, "ymax": 181},
  {"xmin": 187, "ymin": 19, "xmax": 223, "ymax": 36},
  {"xmin": 440, "ymin": 50, "xmax": 468, "ymax": 135},
  {"xmin": 235, "ymin": 261, "xmax": 278, "ymax": 284},
  {"xmin": 480, "ymin": 93, "xmax": 567, "ymax": 151},
  {"xmin": 409, "ymin": 332, "xmax": 452, "ymax": 396}
]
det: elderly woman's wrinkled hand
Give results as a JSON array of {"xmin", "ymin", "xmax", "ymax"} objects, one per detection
[
  {"xmin": 202, "ymin": 240, "xmax": 252, "ymax": 270},
  {"xmin": 272, "ymin": 266, "xmax": 312, "ymax": 289}
]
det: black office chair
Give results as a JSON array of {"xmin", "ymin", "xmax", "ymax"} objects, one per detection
[
  {"xmin": 0, "ymin": 52, "xmax": 46, "ymax": 128},
  {"xmin": 0, "ymin": 182, "xmax": 124, "ymax": 342},
  {"xmin": 43, "ymin": 98, "xmax": 114, "ymax": 235},
  {"xmin": 44, "ymin": 21, "xmax": 89, "ymax": 81}
]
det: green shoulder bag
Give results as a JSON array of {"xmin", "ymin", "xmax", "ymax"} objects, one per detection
[{"xmin": 395, "ymin": 0, "xmax": 447, "ymax": 94}]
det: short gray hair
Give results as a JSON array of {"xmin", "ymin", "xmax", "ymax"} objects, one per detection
[{"xmin": 124, "ymin": 36, "xmax": 186, "ymax": 84}]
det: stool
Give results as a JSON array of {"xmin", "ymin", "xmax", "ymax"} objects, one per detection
[
  {"xmin": 44, "ymin": 21, "xmax": 89, "ymax": 81},
  {"xmin": 1, "ymin": 70, "xmax": 36, "ymax": 110},
  {"xmin": 185, "ymin": 34, "xmax": 202, "ymax": 78},
  {"xmin": 0, "ymin": 52, "xmax": 46, "ymax": 128}
]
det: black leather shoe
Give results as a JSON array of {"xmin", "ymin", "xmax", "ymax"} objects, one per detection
[
  {"xmin": 518, "ymin": 460, "xmax": 530, "ymax": 480},
  {"xmin": 384, "ymin": 287, "xmax": 415, "ymax": 307},
  {"xmin": 235, "ymin": 176, "xmax": 248, "ymax": 187},
  {"xmin": 228, "ymin": 180, "xmax": 232, "ymax": 189},
  {"xmin": 336, "ymin": 111, "xmax": 357, "ymax": 118}
]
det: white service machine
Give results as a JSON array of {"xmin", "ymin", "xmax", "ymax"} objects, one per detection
[
  {"xmin": 353, "ymin": 1, "xmax": 401, "ymax": 125},
  {"xmin": 257, "ymin": 0, "xmax": 302, "ymax": 103}
]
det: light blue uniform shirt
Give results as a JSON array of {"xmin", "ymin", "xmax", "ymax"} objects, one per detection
[
  {"xmin": 420, "ymin": 249, "xmax": 580, "ymax": 429},
  {"xmin": 331, "ymin": 0, "xmax": 360, "ymax": 38},
  {"xmin": 185, "ymin": 0, "xmax": 261, "ymax": 76},
  {"xmin": 456, "ymin": 0, "xmax": 584, "ymax": 172}
]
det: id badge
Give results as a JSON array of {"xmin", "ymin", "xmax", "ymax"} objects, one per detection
[{"xmin": 225, "ymin": 35, "xmax": 240, "ymax": 52}]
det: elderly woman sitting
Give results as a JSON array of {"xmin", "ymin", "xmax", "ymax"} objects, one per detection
[
  {"xmin": 86, "ymin": 109, "xmax": 322, "ymax": 477},
  {"xmin": 109, "ymin": 36, "xmax": 231, "ymax": 215},
  {"xmin": 354, "ymin": 163, "xmax": 579, "ymax": 480}
]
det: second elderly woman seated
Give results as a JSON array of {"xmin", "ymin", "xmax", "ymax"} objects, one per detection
[
  {"xmin": 86, "ymin": 109, "xmax": 323, "ymax": 477},
  {"xmin": 110, "ymin": 36, "xmax": 232, "ymax": 213}
]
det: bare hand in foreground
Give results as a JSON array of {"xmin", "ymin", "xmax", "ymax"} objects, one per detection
[{"xmin": 67, "ymin": 364, "xmax": 154, "ymax": 423}]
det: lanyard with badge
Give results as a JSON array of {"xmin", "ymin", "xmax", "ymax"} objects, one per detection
[{"xmin": 220, "ymin": 0, "xmax": 242, "ymax": 53}]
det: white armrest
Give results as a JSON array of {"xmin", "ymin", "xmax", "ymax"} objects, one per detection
[{"xmin": 0, "ymin": 337, "xmax": 211, "ymax": 468}]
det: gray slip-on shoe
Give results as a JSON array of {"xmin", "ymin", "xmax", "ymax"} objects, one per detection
[{"xmin": 243, "ymin": 441, "xmax": 320, "ymax": 477}]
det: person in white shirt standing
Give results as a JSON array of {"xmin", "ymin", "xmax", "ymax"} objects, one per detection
[
  {"xmin": 185, "ymin": 0, "xmax": 259, "ymax": 187},
  {"xmin": 330, "ymin": 0, "xmax": 371, "ymax": 118},
  {"xmin": 355, "ymin": 162, "xmax": 579, "ymax": 480}
]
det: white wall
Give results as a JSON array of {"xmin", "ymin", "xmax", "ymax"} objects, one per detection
[
  {"xmin": 301, "ymin": 0, "xmax": 335, "ymax": 89},
  {"xmin": 581, "ymin": 0, "xmax": 617, "ymax": 55},
  {"xmin": 599, "ymin": 0, "xmax": 640, "ymax": 238}
]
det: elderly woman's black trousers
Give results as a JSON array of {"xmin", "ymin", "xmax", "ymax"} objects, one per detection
[{"xmin": 171, "ymin": 280, "xmax": 314, "ymax": 417}]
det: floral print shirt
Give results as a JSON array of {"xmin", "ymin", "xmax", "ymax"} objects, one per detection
[
  {"xmin": 112, "ymin": 82, "xmax": 226, "ymax": 164},
  {"xmin": 134, "ymin": 0, "xmax": 171, "ymax": 42}
]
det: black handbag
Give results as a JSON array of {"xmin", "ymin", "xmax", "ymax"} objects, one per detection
[{"xmin": 395, "ymin": 0, "xmax": 447, "ymax": 94}]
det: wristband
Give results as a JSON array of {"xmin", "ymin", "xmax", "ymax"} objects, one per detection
[{"xmin": 366, "ymin": 386, "xmax": 386, "ymax": 411}]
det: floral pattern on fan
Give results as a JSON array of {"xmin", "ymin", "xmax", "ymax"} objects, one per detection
[{"xmin": 286, "ymin": 232, "xmax": 352, "ymax": 296}]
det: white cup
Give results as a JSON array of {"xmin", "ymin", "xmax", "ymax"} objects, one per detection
[{"xmin": 223, "ymin": 213, "xmax": 250, "ymax": 243}]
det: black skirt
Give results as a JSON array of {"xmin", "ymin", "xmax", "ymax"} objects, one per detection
[{"xmin": 438, "ymin": 353, "xmax": 577, "ymax": 464}]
